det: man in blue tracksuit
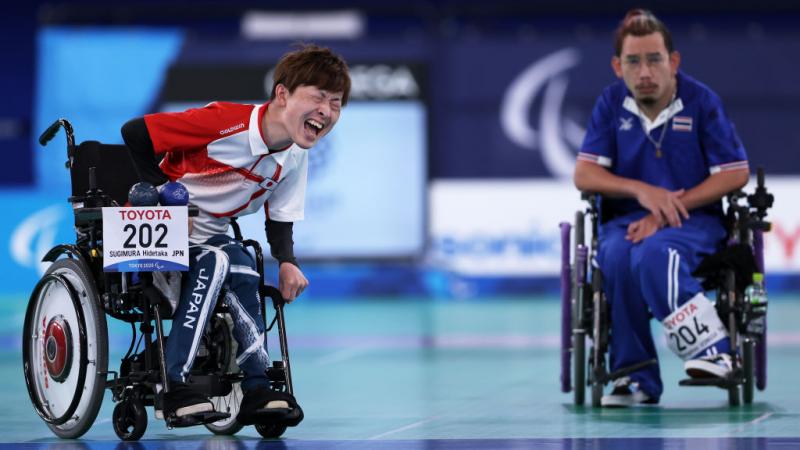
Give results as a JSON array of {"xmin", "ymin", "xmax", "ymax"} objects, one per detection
[{"xmin": 574, "ymin": 9, "xmax": 750, "ymax": 406}]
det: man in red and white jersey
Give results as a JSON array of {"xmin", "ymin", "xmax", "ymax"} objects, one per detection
[{"xmin": 121, "ymin": 44, "xmax": 350, "ymax": 426}]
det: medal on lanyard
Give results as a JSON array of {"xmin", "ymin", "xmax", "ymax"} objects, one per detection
[
  {"xmin": 637, "ymin": 97, "xmax": 675, "ymax": 159},
  {"xmin": 640, "ymin": 118, "xmax": 669, "ymax": 158}
]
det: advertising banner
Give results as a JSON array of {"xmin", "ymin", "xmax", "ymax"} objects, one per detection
[{"xmin": 430, "ymin": 177, "xmax": 798, "ymax": 277}]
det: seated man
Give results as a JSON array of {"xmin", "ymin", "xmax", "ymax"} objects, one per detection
[
  {"xmin": 121, "ymin": 44, "xmax": 351, "ymax": 423},
  {"xmin": 573, "ymin": 9, "xmax": 750, "ymax": 407}
]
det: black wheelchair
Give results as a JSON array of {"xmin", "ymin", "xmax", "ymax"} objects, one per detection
[
  {"xmin": 23, "ymin": 119, "xmax": 299, "ymax": 440},
  {"xmin": 559, "ymin": 171, "xmax": 774, "ymax": 407}
]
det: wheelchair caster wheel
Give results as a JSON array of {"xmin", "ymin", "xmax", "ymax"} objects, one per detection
[
  {"xmin": 255, "ymin": 423, "xmax": 287, "ymax": 439},
  {"xmin": 113, "ymin": 398, "xmax": 148, "ymax": 441},
  {"xmin": 591, "ymin": 382, "xmax": 603, "ymax": 408}
]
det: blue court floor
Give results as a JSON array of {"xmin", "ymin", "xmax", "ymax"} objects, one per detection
[{"xmin": 2, "ymin": 295, "xmax": 799, "ymax": 449}]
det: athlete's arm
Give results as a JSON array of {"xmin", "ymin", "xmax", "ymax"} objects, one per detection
[
  {"xmin": 678, "ymin": 169, "xmax": 749, "ymax": 211},
  {"xmin": 265, "ymin": 219, "xmax": 307, "ymax": 302},
  {"xmin": 574, "ymin": 160, "xmax": 689, "ymax": 227},
  {"xmin": 620, "ymin": 169, "xmax": 748, "ymax": 243},
  {"xmin": 121, "ymin": 118, "xmax": 169, "ymax": 186}
]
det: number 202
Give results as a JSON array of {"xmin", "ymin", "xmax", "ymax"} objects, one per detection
[{"xmin": 123, "ymin": 223, "xmax": 168, "ymax": 248}]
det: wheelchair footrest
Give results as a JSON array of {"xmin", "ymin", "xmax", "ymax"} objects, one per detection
[
  {"xmin": 678, "ymin": 376, "xmax": 737, "ymax": 389},
  {"xmin": 249, "ymin": 407, "xmax": 303, "ymax": 427},
  {"xmin": 166, "ymin": 411, "xmax": 230, "ymax": 428},
  {"xmin": 603, "ymin": 359, "xmax": 658, "ymax": 384}
]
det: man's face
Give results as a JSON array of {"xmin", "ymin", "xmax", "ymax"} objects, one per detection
[
  {"xmin": 612, "ymin": 32, "xmax": 680, "ymax": 107},
  {"xmin": 280, "ymin": 84, "xmax": 343, "ymax": 149}
]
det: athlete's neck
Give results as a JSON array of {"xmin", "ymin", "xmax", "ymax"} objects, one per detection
[{"xmin": 262, "ymin": 103, "xmax": 293, "ymax": 150}]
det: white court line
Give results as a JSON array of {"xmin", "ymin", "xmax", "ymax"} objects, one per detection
[
  {"xmin": 732, "ymin": 411, "xmax": 775, "ymax": 432},
  {"xmin": 368, "ymin": 416, "xmax": 441, "ymax": 440},
  {"xmin": 750, "ymin": 411, "xmax": 775, "ymax": 425},
  {"xmin": 580, "ymin": 408, "xmax": 783, "ymax": 417}
]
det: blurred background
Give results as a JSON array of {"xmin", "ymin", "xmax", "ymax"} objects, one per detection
[
  {"xmin": 2, "ymin": 1, "xmax": 800, "ymax": 443},
  {"xmin": 1, "ymin": 0, "xmax": 799, "ymax": 322}
]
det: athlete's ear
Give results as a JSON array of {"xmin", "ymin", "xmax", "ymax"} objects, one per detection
[
  {"xmin": 611, "ymin": 56, "xmax": 623, "ymax": 78},
  {"xmin": 669, "ymin": 51, "xmax": 681, "ymax": 75},
  {"xmin": 273, "ymin": 83, "xmax": 289, "ymax": 106}
]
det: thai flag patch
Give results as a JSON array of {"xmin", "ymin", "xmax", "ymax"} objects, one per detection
[{"xmin": 672, "ymin": 116, "xmax": 693, "ymax": 132}]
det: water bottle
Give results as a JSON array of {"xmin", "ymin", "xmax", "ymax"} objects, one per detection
[{"xmin": 745, "ymin": 272, "xmax": 767, "ymax": 335}]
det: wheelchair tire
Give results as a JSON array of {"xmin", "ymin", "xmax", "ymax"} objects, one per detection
[
  {"xmin": 255, "ymin": 423, "xmax": 287, "ymax": 439},
  {"xmin": 23, "ymin": 258, "xmax": 108, "ymax": 439},
  {"xmin": 205, "ymin": 313, "xmax": 244, "ymax": 436},
  {"xmin": 112, "ymin": 397, "xmax": 147, "ymax": 441},
  {"xmin": 728, "ymin": 384, "xmax": 740, "ymax": 407},
  {"xmin": 571, "ymin": 210, "xmax": 586, "ymax": 405},
  {"xmin": 591, "ymin": 380, "xmax": 603, "ymax": 408},
  {"xmin": 573, "ymin": 332, "xmax": 586, "ymax": 406},
  {"xmin": 742, "ymin": 338, "xmax": 755, "ymax": 405}
]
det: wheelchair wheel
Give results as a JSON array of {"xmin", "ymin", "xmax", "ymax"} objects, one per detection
[
  {"xmin": 742, "ymin": 338, "xmax": 755, "ymax": 405},
  {"xmin": 571, "ymin": 210, "xmax": 587, "ymax": 406},
  {"xmin": 255, "ymin": 423, "xmax": 287, "ymax": 439},
  {"xmin": 205, "ymin": 313, "xmax": 244, "ymax": 436},
  {"xmin": 572, "ymin": 333, "xmax": 586, "ymax": 405},
  {"xmin": 728, "ymin": 386, "xmax": 740, "ymax": 406},
  {"xmin": 23, "ymin": 258, "xmax": 108, "ymax": 439},
  {"xmin": 113, "ymin": 397, "xmax": 147, "ymax": 441},
  {"xmin": 591, "ymin": 379, "xmax": 603, "ymax": 408}
]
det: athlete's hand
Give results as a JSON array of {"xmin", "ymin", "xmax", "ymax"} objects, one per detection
[
  {"xmin": 278, "ymin": 262, "xmax": 308, "ymax": 303},
  {"xmin": 625, "ymin": 214, "xmax": 663, "ymax": 243},
  {"xmin": 635, "ymin": 185, "xmax": 689, "ymax": 228}
]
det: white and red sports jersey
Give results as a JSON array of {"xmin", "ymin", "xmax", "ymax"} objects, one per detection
[{"xmin": 144, "ymin": 101, "xmax": 308, "ymax": 243}]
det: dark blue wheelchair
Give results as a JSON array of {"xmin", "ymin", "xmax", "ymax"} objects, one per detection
[
  {"xmin": 23, "ymin": 119, "xmax": 299, "ymax": 440},
  {"xmin": 560, "ymin": 170, "xmax": 774, "ymax": 407}
]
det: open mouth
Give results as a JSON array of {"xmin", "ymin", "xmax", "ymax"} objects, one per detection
[{"xmin": 304, "ymin": 119, "xmax": 324, "ymax": 137}]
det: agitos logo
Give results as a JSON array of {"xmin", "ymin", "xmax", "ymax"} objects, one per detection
[{"xmin": 500, "ymin": 48, "xmax": 585, "ymax": 179}]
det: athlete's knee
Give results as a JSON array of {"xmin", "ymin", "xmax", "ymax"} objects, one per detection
[
  {"xmin": 193, "ymin": 245, "xmax": 230, "ymax": 279},
  {"xmin": 631, "ymin": 238, "xmax": 675, "ymax": 276}
]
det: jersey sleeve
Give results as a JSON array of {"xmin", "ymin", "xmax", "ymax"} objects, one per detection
[
  {"xmin": 578, "ymin": 91, "xmax": 616, "ymax": 168},
  {"xmin": 144, "ymin": 102, "xmax": 239, "ymax": 155},
  {"xmin": 266, "ymin": 150, "xmax": 308, "ymax": 222},
  {"xmin": 700, "ymin": 91, "xmax": 749, "ymax": 174}
]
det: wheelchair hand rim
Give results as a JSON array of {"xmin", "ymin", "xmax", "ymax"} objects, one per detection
[{"xmin": 23, "ymin": 270, "xmax": 98, "ymax": 428}]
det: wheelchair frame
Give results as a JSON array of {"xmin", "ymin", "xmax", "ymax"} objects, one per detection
[
  {"xmin": 23, "ymin": 119, "xmax": 297, "ymax": 440},
  {"xmin": 560, "ymin": 170, "xmax": 773, "ymax": 407}
]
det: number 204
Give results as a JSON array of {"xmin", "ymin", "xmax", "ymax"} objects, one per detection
[
  {"xmin": 669, "ymin": 317, "xmax": 710, "ymax": 352},
  {"xmin": 123, "ymin": 223, "xmax": 168, "ymax": 248}
]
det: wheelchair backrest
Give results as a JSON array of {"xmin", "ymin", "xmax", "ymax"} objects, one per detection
[{"xmin": 70, "ymin": 141, "xmax": 141, "ymax": 206}]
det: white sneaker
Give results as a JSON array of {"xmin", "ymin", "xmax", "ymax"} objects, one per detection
[
  {"xmin": 684, "ymin": 353, "xmax": 733, "ymax": 379},
  {"xmin": 601, "ymin": 377, "xmax": 654, "ymax": 407}
]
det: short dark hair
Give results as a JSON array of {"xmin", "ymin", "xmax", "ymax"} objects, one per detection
[
  {"xmin": 270, "ymin": 43, "xmax": 351, "ymax": 106},
  {"xmin": 614, "ymin": 9, "xmax": 674, "ymax": 56}
]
